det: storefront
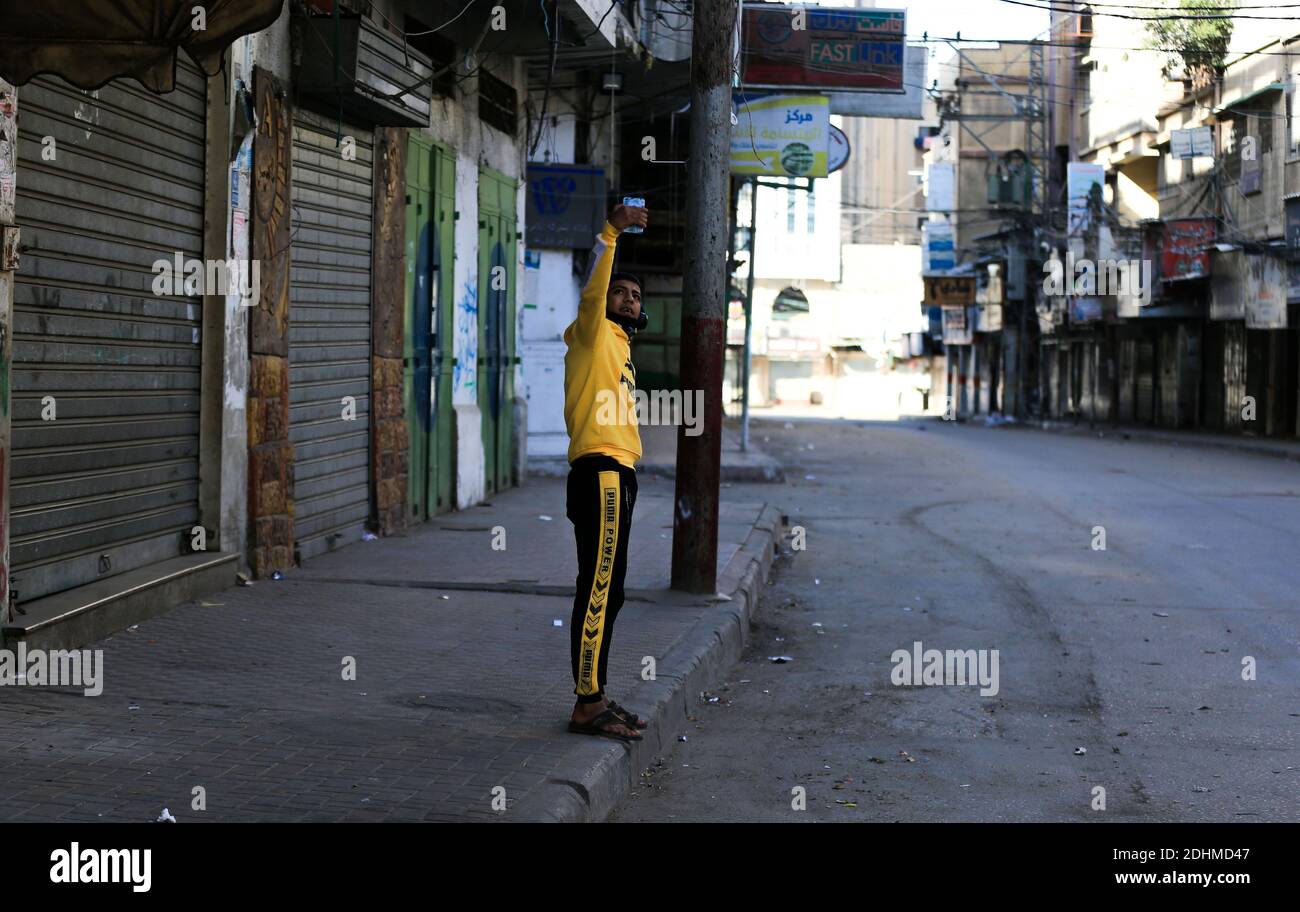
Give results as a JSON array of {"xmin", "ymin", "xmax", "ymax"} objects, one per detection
[{"xmin": 10, "ymin": 62, "xmax": 208, "ymax": 604}]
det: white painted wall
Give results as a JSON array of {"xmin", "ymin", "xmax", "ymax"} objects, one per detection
[{"xmin": 521, "ymin": 99, "xmax": 580, "ymax": 461}]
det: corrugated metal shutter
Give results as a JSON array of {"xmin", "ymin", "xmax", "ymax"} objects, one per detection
[
  {"xmin": 10, "ymin": 62, "xmax": 206, "ymax": 604},
  {"xmin": 289, "ymin": 110, "xmax": 373, "ymax": 560},
  {"xmin": 1224, "ymin": 322, "xmax": 1247, "ymax": 430}
]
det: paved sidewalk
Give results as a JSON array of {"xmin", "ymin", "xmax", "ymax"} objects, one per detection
[{"xmin": 0, "ymin": 475, "xmax": 779, "ymax": 822}]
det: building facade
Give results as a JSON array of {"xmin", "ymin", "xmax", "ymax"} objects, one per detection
[{"xmin": 0, "ymin": 0, "xmax": 650, "ymax": 647}]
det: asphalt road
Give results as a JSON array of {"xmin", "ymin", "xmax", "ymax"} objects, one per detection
[{"xmin": 610, "ymin": 417, "xmax": 1300, "ymax": 822}]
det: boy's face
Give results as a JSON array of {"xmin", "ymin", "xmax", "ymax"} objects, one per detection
[{"xmin": 606, "ymin": 279, "xmax": 642, "ymax": 322}]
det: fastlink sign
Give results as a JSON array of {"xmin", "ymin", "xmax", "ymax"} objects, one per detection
[
  {"xmin": 741, "ymin": 4, "xmax": 907, "ymax": 94},
  {"xmin": 1161, "ymin": 217, "xmax": 1215, "ymax": 281}
]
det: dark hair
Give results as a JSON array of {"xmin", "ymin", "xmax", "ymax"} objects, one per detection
[{"xmin": 610, "ymin": 271, "xmax": 643, "ymax": 293}]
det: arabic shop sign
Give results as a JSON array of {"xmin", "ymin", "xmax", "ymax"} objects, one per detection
[
  {"xmin": 741, "ymin": 4, "xmax": 907, "ymax": 93},
  {"xmin": 923, "ymin": 275, "xmax": 975, "ymax": 308},
  {"xmin": 941, "ymin": 306, "xmax": 973, "ymax": 345},
  {"xmin": 731, "ymin": 94, "xmax": 830, "ymax": 177},
  {"xmin": 1161, "ymin": 217, "xmax": 1215, "ymax": 281}
]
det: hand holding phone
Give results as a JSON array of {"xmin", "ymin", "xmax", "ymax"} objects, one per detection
[{"xmin": 615, "ymin": 197, "xmax": 647, "ymax": 234}]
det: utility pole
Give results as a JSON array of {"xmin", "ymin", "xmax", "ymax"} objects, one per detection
[{"xmin": 671, "ymin": 0, "xmax": 737, "ymax": 594}]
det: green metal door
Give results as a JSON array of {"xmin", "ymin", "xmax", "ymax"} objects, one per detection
[
  {"xmin": 404, "ymin": 135, "xmax": 456, "ymax": 519},
  {"xmin": 477, "ymin": 169, "xmax": 517, "ymax": 495}
]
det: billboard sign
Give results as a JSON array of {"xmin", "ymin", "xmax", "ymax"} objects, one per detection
[
  {"xmin": 524, "ymin": 163, "xmax": 605, "ymax": 249},
  {"xmin": 1244, "ymin": 253, "xmax": 1287, "ymax": 329},
  {"xmin": 1161, "ymin": 217, "xmax": 1215, "ymax": 281},
  {"xmin": 941, "ymin": 306, "xmax": 973, "ymax": 345},
  {"xmin": 1170, "ymin": 125, "xmax": 1214, "ymax": 160},
  {"xmin": 741, "ymin": 4, "xmax": 907, "ymax": 94},
  {"xmin": 927, "ymin": 162, "xmax": 954, "ymax": 212},
  {"xmin": 922, "ymin": 221, "xmax": 955, "ymax": 273},
  {"xmin": 731, "ymin": 93, "xmax": 830, "ymax": 177},
  {"xmin": 1067, "ymin": 162, "xmax": 1105, "ymax": 238},
  {"xmin": 924, "ymin": 275, "xmax": 975, "ymax": 308}
]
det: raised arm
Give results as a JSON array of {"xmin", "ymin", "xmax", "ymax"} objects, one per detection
[{"xmin": 573, "ymin": 203, "xmax": 648, "ymax": 348}]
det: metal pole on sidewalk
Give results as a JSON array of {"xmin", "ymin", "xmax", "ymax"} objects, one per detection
[
  {"xmin": 671, "ymin": 0, "xmax": 738, "ymax": 594},
  {"xmin": 740, "ymin": 177, "xmax": 757, "ymax": 451}
]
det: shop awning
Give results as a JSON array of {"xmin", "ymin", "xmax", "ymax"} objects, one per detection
[
  {"xmin": 0, "ymin": 0, "xmax": 284, "ymax": 92},
  {"xmin": 1211, "ymin": 81, "xmax": 1287, "ymax": 118}
]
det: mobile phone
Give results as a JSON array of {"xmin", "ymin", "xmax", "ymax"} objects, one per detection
[{"xmin": 622, "ymin": 196, "xmax": 645, "ymax": 234}]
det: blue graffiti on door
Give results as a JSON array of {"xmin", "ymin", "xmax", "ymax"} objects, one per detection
[{"xmin": 453, "ymin": 280, "xmax": 478, "ymax": 397}]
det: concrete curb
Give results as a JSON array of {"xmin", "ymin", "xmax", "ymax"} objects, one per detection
[{"xmin": 506, "ymin": 504, "xmax": 786, "ymax": 823}]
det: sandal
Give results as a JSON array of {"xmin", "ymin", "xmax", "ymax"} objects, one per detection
[
  {"xmin": 606, "ymin": 699, "xmax": 648, "ymax": 729},
  {"xmin": 568, "ymin": 708, "xmax": 642, "ymax": 742}
]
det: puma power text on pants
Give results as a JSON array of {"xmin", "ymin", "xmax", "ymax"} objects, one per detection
[{"xmin": 567, "ymin": 454, "xmax": 637, "ymax": 703}]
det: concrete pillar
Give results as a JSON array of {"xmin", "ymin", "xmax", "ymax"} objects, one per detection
[{"xmin": 199, "ymin": 51, "xmax": 247, "ymax": 571}]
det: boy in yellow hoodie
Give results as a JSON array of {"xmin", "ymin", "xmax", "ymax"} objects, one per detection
[{"xmin": 564, "ymin": 203, "xmax": 649, "ymax": 742}]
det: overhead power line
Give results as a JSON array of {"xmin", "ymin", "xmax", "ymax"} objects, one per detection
[{"xmin": 998, "ymin": 0, "xmax": 1300, "ymax": 22}]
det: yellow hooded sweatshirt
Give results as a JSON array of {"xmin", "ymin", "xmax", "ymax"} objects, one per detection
[{"xmin": 563, "ymin": 222, "xmax": 641, "ymax": 468}]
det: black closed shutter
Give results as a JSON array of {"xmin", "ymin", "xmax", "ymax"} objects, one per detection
[
  {"xmin": 288, "ymin": 110, "xmax": 373, "ymax": 560},
  {"xmin": 10, "ymin": 61, "xmax": 206, "ymax": 604}
]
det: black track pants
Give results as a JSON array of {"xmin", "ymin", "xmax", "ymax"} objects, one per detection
[{"xmin": 566, "ymin": 454, "xmax": 638, "ymax": 703}]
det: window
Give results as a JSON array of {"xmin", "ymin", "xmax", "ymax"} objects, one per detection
[{"xmin": 478, "ymin": 70, "xmax": 518, "ymax": 136}]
